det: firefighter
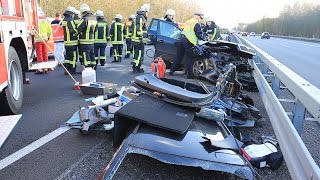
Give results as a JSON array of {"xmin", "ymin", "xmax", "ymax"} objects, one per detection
[
  {"xmin": 110, "ymin": 14, "xmax": 124, "ymax": 62},
  {"xmin": 94, "ymin": 10, "xmax": 108, "ymax": 66},
  {"xmin": 62, "ymin": 6, "xmax": 78, "ymax": 74},
  {"xmin": 35, "ymin": 10, "xmax": 52, "ymax": 74},
  {"xmin": 51, "ymin": 13, "xmax": 65, "ymax": 65},
  {"xmin": 164, "ymin": 9, "xmax": 175, "ymax": 22},
  {"xmin": 74, "ymin": 9, "xmax": 83, "ymax": 65},
  {"xmin": 77, "ymin": 4, "xmax": 97, "ymax": 69},
  {"xmin": 131, "ymin": 4, "xmax": 150, "ymax": 73},
  {"xmin": 204, "ymin": 17, "xmax": 220, "ymax": 41},
  {"xmin": 124, "ymin": 15, "xmax": 135, "ymax": 58},
  {"xmin": 169, "ymin": 12, "xmax": 206, "ymax": 79},
  {"xmin": 74, "ymin": 10, "xmax": 82, "ymax": 25}
]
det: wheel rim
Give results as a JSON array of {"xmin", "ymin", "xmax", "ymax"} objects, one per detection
[
  {"xmin": 193, "ymin": 60, "xmax": 205, "ymax": 75},
  {"xmin": 9, "ymin": 60, "xmax": 21, "ymax": 101}
]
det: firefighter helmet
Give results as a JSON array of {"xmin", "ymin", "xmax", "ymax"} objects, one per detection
[
  {"xmin": 205, "ymin": 16, "xmax": 213, "ymax": 22},
  {"xmin": 74, "ymin": 9, "xmax": 81, "ymax": 16},
  {"xmin": 65, "ymin": 6, "xmax": 74, "ymax": 13},
  {"xmin": 194, "ymin": 11, "xmax": 204, "ymax": 19},
  {"xmin": 115, "ymin": 14, "xmax": 123, "ymax": 20},
  {"xmin": 96, "ymin": 10, "xmax": 104, "ymax": 17},
  {"xmin": 129, "ymin": 14, "xmax": 135, "ymax": 20},
  {"xmin": 140, "ymin": 4, "xmax": 150, "ymax": 12},
  {"xmin": 80, "ymin": 3, "xmax": 90, "ymax": 13},
  {"xmin": 166, "ymin": 9, "xmax": 175, "ymax": 16}
]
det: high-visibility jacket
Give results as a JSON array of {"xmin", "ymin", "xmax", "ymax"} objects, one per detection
[
  {"xmin": 51, "ymin": 18, "xmax": 64, "ymax": 42},
  {"xmin": 94, "ymin": 18, "xmax": 109, "ymax": 43},
  {"xmin": 62, "ymin": 13, "xmax": 78, "ymax": 46},
  {"xmin": 132, "ymin": 13, "xmax": 147, "ymax": 43},
  {"xmin": 181, "ymin": 18, "xmax": 198, "ymax": 45},
  {"xmin": 74, "ymin": 15, "xmax": 81, "ymax": 27},
  {"xmin": 124, "ymin": 20, "xmax": 133, "ymax": 38},
  {"xmin": 35, "ymin": 18, "xmax": 52, "ymax": 42},
  {"xmin": 77, "ymin": 12, "xmax": 97, "ymax": 45},
  {"xmin": 110, "ymin": 21, "xmax": 124, "ymax": 45}
]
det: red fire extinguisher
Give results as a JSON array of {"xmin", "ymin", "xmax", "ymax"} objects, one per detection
[{"xmin": 151, "ymin": 57, "xmax": 166, "ymax": 78}]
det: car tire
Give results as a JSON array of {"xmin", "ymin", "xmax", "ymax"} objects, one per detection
[
  {"xmin": 192, "ymin": 59, "xmax": 207, "ymax": 77},
  {"xmin": 0, "ymin": 47, "xmax": 23, "ymax": 115}
]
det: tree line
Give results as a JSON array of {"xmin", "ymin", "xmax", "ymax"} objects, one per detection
[
  {"xmin": 39, "ymin": 0, "xmax": 200, "ymax": 24},
  {"xmin": 237, "ymin": 2, "xmax": 320, "ymax": 38}
]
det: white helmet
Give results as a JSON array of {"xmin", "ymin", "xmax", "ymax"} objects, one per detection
[
  {"xmin": 65, "ymin": 6, "xmax": 74, "ymax": 13},
  {"xmin": 96, "ymin": 10, "xmax": 104, "ymax": 17},
  {"xmin": 195, "ymin": 11, "xmax": 204, "ymax": 19},
  {"xmin": 129, "ymin": 14, "xmax": 135, "ymax": 19},
  {"xmin": 166, "ymin": 9, "xmax": 175, "ymax": 16},
  {"xmin": 115, "ymin": 14, "xmax": 123, "ymax": 20},
  {"xmin": 205, "ymin": 16, "xmax": 213, "ymax": 22},
  {"xmin": 140, "ymin": 4, "xmax": 150, "ymax": 12},
  {"xmin": 74, "ymin": 9, "xmax": 81, "ymax": 16},
  {"xmin": 80, "ymin": 3, "xmax": 90, "ymax": 13}
]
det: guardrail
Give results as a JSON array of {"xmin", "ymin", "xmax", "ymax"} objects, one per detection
[
  {"xmin": 270, "ymin": 35, "xmax": 320, "ymax": 43},
  {"xmin": 233, "ymin": 34, "xmax": 320, "ymax": 179}
]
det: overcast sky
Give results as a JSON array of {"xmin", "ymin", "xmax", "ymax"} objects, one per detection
[{"xmin": 196, "ymin": 0, "xmax": 320, "ymax": 29}]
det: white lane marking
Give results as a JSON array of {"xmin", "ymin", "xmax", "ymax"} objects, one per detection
[{"xmin": 0, "ymin": 126, "xmax": 71, "ymax": 170}]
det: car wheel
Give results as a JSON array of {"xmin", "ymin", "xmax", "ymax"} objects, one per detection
[
  {"xmin": 192, "ymin": 59, "xmax": 207, "ymax": 77},
  {"xmin": 0, "ymin": 47, "xmax": 23, "ymax": 115}
]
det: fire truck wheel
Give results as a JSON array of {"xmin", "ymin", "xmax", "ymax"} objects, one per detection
[{"xmin": 0, "ymin": 47, "xmax": 23, "ymax": 115}]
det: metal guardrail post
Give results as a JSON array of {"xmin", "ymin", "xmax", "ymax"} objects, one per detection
[
  {"xmin": 260, "ymin": 63, "xmax": 269, "ymax": 75},
  {"xmin": 292, "ymin": 99, "xmax": 306, "ymax": 134},
  {"xmin": 271, "ymin": 76, "xmax": 280, "ymax": 97}
]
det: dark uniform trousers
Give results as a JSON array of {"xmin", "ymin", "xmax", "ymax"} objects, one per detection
[
  {"xmin": 125, "ymin": 38, "xmax": 132, "ymax": 58},
  {"xmin": 79, "ymin": 44, "xmax": 95, "ymax": 68},
  {"xmin": 113, "ymin": 44, "xmax": 123, "ymax": 62},
  {"xmin": 170, "ymin": 35, "xmax": 195, "ymax": 76},
  {"xmin": 94, "ymin": 43, "xmax": 107, "ymax": 65},
  {"xmin": 64, "ymin": 45, "xmax": 78, "ymax": 73},
  {"xmin": 132, "ymin": 40, "xmax": 144, "ymax": 70}
]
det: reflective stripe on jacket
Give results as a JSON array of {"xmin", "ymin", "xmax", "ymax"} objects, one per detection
[
  {"xmin": 94, "ymin": 18, "xmax": 108, "ymax": 43},
  {"xmin": 181, "ymin": 18, "xmax": 198, "ymax": 45},
  {"xmin": 62, "ymin": 16, "xmax": 78, "ymax": 46},
  {"xmin": 110, "ymin": 21, "xmax": 124, "ymax": 45},
  {"xmin": 77, "ymin": 12, "xmax": 97, "ymax": 45},
  {"xmin": 132, "ymin": 13, "xmax": 147, "ymax": 43},
  {"xmin": 35, "ymin": 18, "xmax": 52, "ymax": 42}
]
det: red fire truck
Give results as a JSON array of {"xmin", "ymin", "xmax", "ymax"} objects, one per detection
[{"xmin": 0, "ymin": 0, "xmax": 56, "ymax": 115}]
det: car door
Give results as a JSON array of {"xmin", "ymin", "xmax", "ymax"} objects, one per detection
[
  {"xmin": 155, "ymin": 20, "xmax": 181, "ymax": 64},
  {"xmin": 148, "ymin": 19, "xmax": 181, "ymax": 65}
]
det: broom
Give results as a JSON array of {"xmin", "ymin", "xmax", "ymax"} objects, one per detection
[{"xmin": 34, "ymin": 29, "xmax": 81, "ymax": 90}]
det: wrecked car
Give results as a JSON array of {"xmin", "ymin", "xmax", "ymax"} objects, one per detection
[{"xmin": 147, "ymin": 18, "xmax": 254, "ymax": 75}]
